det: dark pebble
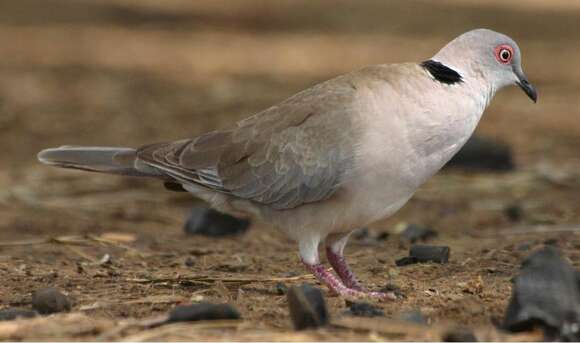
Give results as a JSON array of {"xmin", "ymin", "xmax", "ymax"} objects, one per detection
[
  {"xmin": 168, "ymin": 303, "xmax": 241, "ymax": 323},
  {"xmin": 445, "ymin": 135, "xmax": 514, "ymax": 171},
  {"xmin": 275, "ymin": 282, "xmax": 288, "ymax": 295},
  {"xmin": 504, "ymin": 204, "xmax": 524, "ymax": 222},
  {"xmin": 400, "ymin": 224, "xmax": 438, "ymax": 243},
  {"xmin": 442, "ymin": 327, "xmax": 478, "ymax": 342},
  {"xmin": 183, "ymin": 206, "xmax": 250, "ymax": 237},
  {"xmin": 410, "ymin": 245, "xmax": 450, "ymax": 264},
  {"xmin": 399, "ymin": 310, "xmax": 427, "ymax": 325},
  {"xmin": 31, "ymin": 288, "xmax": 72, "ymax": 315},
  {"xmin": 0, "ymin": 308, "xmax": 38, "ymax": 321},
  {"xmin": 376, "ymin": 231, "xmax": 390, "ymax": 241},
  {"xmin": 287, "ymin": 283, "xmax": 328, "ymax": 330},
  {"xmin": 395, "ymin": 256, "xmax": 418, "ymax": 266},
  {"xmin": 345, "ymin": 301, "xmax": 384, "ymax": 317},
  {"xmin": 184, "ymin": 256, "xmax": 196, "ymax": 267},
  {"xmin": 502, "ymin": 247, "xmax": 580, "ymax": 341}
]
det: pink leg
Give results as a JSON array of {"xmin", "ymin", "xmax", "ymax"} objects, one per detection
[
  {"xmin": 299, "ymin": 233, "xmax": 395, "ymax": 301},
  {"xmin": 303, "ymin": 261, "xmax": 395, "ymax": 301},
  {"xmin": 326, "ymin": 232, "xmax": 366, "ymax": 290},
  {"xmin": 326, "ymin": 246, "xmax": 364, "ymax": 291}
]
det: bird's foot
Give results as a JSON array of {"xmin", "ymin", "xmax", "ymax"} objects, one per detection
[{"xmin": 303, "ymin": 262, "xmax": 396, "ymax": 302}]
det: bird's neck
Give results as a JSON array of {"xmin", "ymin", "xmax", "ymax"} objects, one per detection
[
  {"xmin": 429, "ymin": 53, "xmax": 497, "ymax": 111},
  {"xmin": 431, "ymin": 50, "xmax": 470, "ymax": 80}
]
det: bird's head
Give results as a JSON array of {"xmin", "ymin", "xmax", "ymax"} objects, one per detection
[{"xmin": 433, "ymin": 28, "xmax": 537, "ymax": 103}]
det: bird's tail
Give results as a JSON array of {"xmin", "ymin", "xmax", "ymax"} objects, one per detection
[{"xmin": 37, "ymin": 146, "xmax": 162, "ymax": 177}]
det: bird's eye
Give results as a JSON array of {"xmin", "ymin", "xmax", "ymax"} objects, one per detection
[
  {"xmin": 500, "ymin": 49, "xmax": 510, "ymax": 61},
  {"xmin": 495, "ymin": 45, "xmax": 514, "ymax": 64}
]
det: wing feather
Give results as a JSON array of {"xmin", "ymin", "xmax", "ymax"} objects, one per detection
[{"xmin": 137, "ymin": 74, "xmax": 361, "ymax": 209}]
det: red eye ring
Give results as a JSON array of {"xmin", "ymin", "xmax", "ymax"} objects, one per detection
[{"xmin": 495, "ymin": 44, "xmax": 514, "ymax": 64}]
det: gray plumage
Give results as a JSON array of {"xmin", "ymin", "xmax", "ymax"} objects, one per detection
[
  {"xmin": 38, "ymin": 146, "xmax": 156, "ymax": 177},
  {"xmin": 136, "ymin": 77, "xmax": 359, "ymax": 210}
]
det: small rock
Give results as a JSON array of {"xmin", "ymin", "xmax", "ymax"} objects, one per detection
[
  {"xmin": 168, "ymin": 303, "xmax": 241, "ymax": 323},
  {"xmin": 183, "ymin": 206, "xmax": 250, "ymax": 237},
  {"xmin": 275, "ymin": 282, "xmax": 288, "ymax": 295},
  {"xmin": 446, "ymin": 135, "xmax": 514, "ymax": 171},
  {"xmin": 502, "ymin": 247, "xmax": 580, "ymax": 341},
  {"xmin": 184, "ymin": 256, "xmax": 196, "ymax": 267},
  {"xmin": 31, "ymin": 287, "xmax": 72, "ymax": 315},
  {"xmin": 395, "ymin": 256, "xmax": 418, "ymax": 266},
  {"xmin": 400, "ymin": 224, "xmax": 438, "ymax": 243},
  {"xmin": 345, "ymin": 301, "xmax": 384, "ymax": 317},
  {"xmin": 410, "ymin": 245, "xmax": 450, "ymax": 264},
  {"xmin": 504, "ymin": 204, "xmax": 524, "ymax": 222},
  {"xmin": 399, "ymin": 310, "xmax": 427, "ymax": 325},
  {"xmin": 442, "ymin": 327, "xmax": 478, "ymax": 341},
  {"xmin": 376, "ymin": 231, "xmax": 390, "ymax": 241},
  {"xmin": 287, "ymin": 284, "xmax": 328, "ymax": 330},
  {"xmin": 0, "ymin": 308, "xmax": 38, "ymax": 321},
  {"xmin": 396, "ymin": 245, "xmax": 450, "ymax": 266}
]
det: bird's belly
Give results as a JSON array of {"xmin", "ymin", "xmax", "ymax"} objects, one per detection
[
  {"xmin": 259, "ymin": 180, "xmax": 411, "ymax": 242},
  {"xmin": 341, "ymin": 167, "xmax": 416, "ymax": 227}
]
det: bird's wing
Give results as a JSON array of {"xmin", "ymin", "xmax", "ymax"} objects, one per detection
[{"xmin": 137, "ymin": 75, "xmax": 360, "ymax": 210}]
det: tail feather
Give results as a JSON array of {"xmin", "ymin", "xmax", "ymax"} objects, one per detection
[{"xmin": 37, "ymin": 146, "xmax": 162, "ymax": 177}]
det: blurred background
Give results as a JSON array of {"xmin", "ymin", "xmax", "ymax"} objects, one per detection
[
  {"xmin": 1, "ymin": 0, "xmax": 579, "ymax": 168},
  {"xmin": 0, "ymin": 0, "xmax": 579, "ymax": 340}
]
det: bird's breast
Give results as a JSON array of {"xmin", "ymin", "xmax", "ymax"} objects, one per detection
[{"xmin": 343, "ymin": 76, "xmax": 487, "ymax": 224}]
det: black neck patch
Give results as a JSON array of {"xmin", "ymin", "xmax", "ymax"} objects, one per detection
[{"xmin": 420, "ymin": 60, "xmax": 463, "ymax": 85}]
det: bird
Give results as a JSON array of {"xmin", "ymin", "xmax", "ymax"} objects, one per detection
[{"xmin": 38, "ymin": 29, "xmax": 537, "ymax": 301}]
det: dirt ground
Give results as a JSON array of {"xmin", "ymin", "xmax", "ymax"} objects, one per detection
[{"xmin": 0, "ymin": 0, "xmax": 579, "ymax": 341}]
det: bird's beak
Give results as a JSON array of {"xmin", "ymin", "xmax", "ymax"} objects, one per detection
[{"xmin": 515, "ymin": 70, "xmax": 538, "ymax": 103}]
